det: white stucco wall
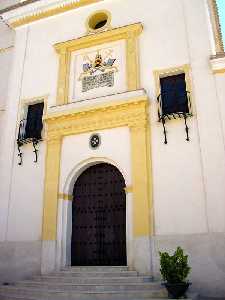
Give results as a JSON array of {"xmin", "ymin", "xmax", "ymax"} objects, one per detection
[
  {"xmin": 60, "ymin": 127, "xmax": 131, "ymax": 192},
  {"xmin": 0, "ymin": 21, "xmax": 14, "ymax": 157},
  {"xmin": 1, "ymin": 0, "xmax": 225, "ymax": 295},
  {"xmin": 0, "ymin": 50, "xmax": 13, "ymax": 110}
]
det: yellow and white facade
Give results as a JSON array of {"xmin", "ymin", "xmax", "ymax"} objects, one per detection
[{"xmin": 0, "ymin": 0, "xmax": 225, "ymax": 298}]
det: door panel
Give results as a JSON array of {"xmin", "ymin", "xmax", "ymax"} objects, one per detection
[{"xmin": 71, "ymin": 163, "xmax": 126, "ymax": 266}]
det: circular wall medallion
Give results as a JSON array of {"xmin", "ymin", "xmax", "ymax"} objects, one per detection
[{"xmin": 89, "ymin": 134, "xmax": 101, "ymax": 149}]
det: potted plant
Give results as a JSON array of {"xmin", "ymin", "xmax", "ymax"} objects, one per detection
[{"xmin": 159, "ymin": 246, "xmax": 191, "ymax": 299}]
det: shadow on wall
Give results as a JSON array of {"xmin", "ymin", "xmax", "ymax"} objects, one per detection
[{"xmin": 0, "ymin": 241, "xmax": 42, "ymax": 284}]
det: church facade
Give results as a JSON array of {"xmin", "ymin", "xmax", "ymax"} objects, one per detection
[{"xmin": 0, "ymin": 0, "xmax": 225, "ymax": 297}]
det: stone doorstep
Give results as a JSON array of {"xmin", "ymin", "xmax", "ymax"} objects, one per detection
[{"xmin": 0, "ymin": 266, "xmax": 199, "ymax": 300}]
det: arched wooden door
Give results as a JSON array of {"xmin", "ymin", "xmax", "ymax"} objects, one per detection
[{"xmin": 71, "ymin": 163, "xmax": 127, "ymax": 266}]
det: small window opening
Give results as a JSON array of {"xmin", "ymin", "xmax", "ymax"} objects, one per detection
[
  {"xmin": 25, "ymin": 102, "xmax": 44, "ymax": 140},
  {"xmin": 94, "ymin": 19, "xmax": 107, "ymax": 30},
  {"xmin": 160, "ymin": 73, "xmax": 189, "ymax": 115},
  {"xmin": 87, "ymin": 11, "xmax": 110, "ymax": 32},
  {"xmin": 17, "ymin": 102, "xmax": 44, "ymax": 165},
  {"xmin": 157, "ymin": 73, "xmax": 192, "ymax": 144}
]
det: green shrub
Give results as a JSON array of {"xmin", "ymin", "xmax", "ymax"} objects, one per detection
[{"xmin": 159, "ymin": 246, "xmax": 191, "ymax": 283}]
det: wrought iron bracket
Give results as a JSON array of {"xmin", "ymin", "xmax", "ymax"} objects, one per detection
[
  {"xmin": 32, "ymin": 139, "xmax": 39, "ymax": 163},
  {"xmin": 17, "ymin": 118, "xmax": 42, "ymax": 165},
  {"xmin": 17, "ymin": 141, "xmax": 23, "ymax": 166},
  {"xmin": 184, "ymin": 114, "xmax": 190, "ymax": 142},
  {"xmin": 158, "ymin": 113, "xmax": 191, "ymax": 144},
  {"xmin": 17, "ymin": 138, "xmax": 40, "ymax": 165},
  {"xmin": 157, "ymin": 91, "xmax": 192, "ymax": 144},
  {"xmin": 162, "ymin": 117, "xmax": 167, "ymax": 145}
]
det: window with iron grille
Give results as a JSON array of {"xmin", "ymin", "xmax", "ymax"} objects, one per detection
[
  {"xmin": 17, "ymin": 102, "xmax": 44, "ymax": 165},
  {"xmin": 157, "ymin": 73, "xmax": 192, "ymax": 144}
]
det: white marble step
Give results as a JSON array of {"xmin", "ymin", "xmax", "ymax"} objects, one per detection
[
  {"xmin": 15, "ymin": 281, "xmax": 160, "ymax": 292},
  {"xmin": 0, "ymin": 297, "xmax": 186, "ymax": 300},
  {"xmin": 0, "ymin": 297, "xmax": 194, "ymax": 300},
  {"xmin": 0, "ymin": 267, "xmax": 199, "ymax": 300},
  {"xmin": 52, "ymin": 271, "xmax": 139, "ymax": 277},
  {"xmin": 0, "ymin": 287, "xmax": 167, "ymax": 300},
  {"xmin": 29, "ymin": 275, "xmax": 152, "ymax": 284},
  {"xmin": 61, "ymin": 266, "xmax": 129, "ymax": 272}
]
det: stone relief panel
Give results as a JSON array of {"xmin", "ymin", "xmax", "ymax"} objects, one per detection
[{"xmin": 69, "ymin": 40, "xmax": 126, "ymax": 102}]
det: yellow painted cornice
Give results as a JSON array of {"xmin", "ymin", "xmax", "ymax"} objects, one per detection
[
  {"xmin": 10, "ymin": 0, "xmax": 103, "ymax": 28},
  {"xmin": 44, "ymin": 96, "xmax": 149, "ymax": 140},
  {"xmin": 0, "ymin": 46, "xmax": 14, "ymax": 53},
  {"xmin": 54, "ymin": 23, "xmax": 143, "ymax": 53},
  {"xmin": 44, "ymin": 95, "xmax": 147, "ymax": 121},
  {"xmin": 213, "ymin": 68, "xmax": 225, "ymax": 74}
]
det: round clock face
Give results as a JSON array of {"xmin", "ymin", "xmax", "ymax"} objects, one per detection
[{"xmin": 89, "ymin": 134, "xmax": 101, "ymax": 149}]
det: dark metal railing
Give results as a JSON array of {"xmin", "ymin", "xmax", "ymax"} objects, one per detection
[
  {"xmin": 157, "ymin": 91, "xmax": 192, "ymax": 144},
  {"xmin": 17, "ymin": 119, "xmax": 41, "ymax": 165}
]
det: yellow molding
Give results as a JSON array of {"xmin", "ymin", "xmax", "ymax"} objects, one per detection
[
  {"xmin": 58, "ymin": 193, "xmax": 73, "ymax": 201},
  {"xmin": 44, "ymin": 96, "xmax": 146, "ymax": 120},
  {"xmin": 124, "ymin": 186, "xmax": 133, "ymax": 193},
  {"xmin": 0, "ymin": 46, "xmax": 14, "ymax": 53},
  {"xmin": 10, "ymin": 0, "xmax": 103, "ymax": 28},
  {"xmin": 45, "ymin": 96, "xmax": 149, "ymax": 139},
  {"xmin": 42, "ymin": 96, "xmax": 153, "ymax": 240},
  {"xmin": 207, "ymin": 0, "xmax": 224, "ymax": 53},
  {"xmin": 130, "ymin": 123, "xmax": 152, "ymax": 236},
  {"xmin": 54, "ymin": 23, "xmax": 142, "ymax": 52},
  {"xmin": 54, "ymin": 23, "xmax": 143, "ymax": 105},
  {"xmin": 42, "ymin": 136, "xmax": 62, "ymax": 241},
  {"xmin": 213, "ymin": 68, "xmax": 225, "ymax": 74}
]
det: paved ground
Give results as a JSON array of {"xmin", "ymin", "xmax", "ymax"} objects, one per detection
[{"xmin": 199, "ymin": 297, "xmax": 225, "ymax": 300}]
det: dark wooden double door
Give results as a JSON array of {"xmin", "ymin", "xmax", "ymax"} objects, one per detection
[{"xmin": 71, "ymin": 163, "xmax": 127, "ymax": 266}]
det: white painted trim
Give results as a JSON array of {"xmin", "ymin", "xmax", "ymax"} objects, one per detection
[
  {"xmin": 1, "ymin": 0, "xmax": 81, "ymax": 24},
  {"xmin": 210, "ymin": 56, "xmax": 225, "ymax": 73}
]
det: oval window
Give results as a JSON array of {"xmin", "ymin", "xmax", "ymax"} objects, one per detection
[{"xmin": 86, "ymin": 10, "xmax": 111, "ymax": 32}]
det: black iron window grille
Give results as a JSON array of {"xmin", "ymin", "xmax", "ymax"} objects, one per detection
[
  {"xmin": 17, "ymin": 102, "xmax": 44, "ymax": 165},
  {"xmin": 157, "ymin": 73, "xmax": 192, "ymax": 144}
]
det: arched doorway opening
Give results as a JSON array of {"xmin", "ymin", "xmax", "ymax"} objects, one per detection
[{"xmin": 71, "ymin": 163, "xmax": 127, "ymax": 266}]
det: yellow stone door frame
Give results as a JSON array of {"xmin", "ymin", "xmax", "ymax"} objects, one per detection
[{"xmin": 42, "ymin": 96, "xmax": 153, "ymax": 243}]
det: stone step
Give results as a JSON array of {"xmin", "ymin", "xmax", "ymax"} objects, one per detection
[
  {"xmin": 51, "ymin": 271, "xmax": 139, "ymax": 277},
  {"xmin": 30, "ymin": 275, "xmax": 152, "ymax": 284},
  {"xmin": 0, "ymin": 297, "xmax": 181, "ymax": 300},
  {"xmin": 61, "ymin": 266, "xmax": 129, "ymax": 272},
  {"xmin": 0, "ymin": 293, "xmax": 197, "ymax": 300},
  {"xmin": 15, "ymin": 281, "xmax": 160, "ymax": 292},
  {"xmin": 0, "ymin": 287, "xmax": 167, "ymax": 300}
]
